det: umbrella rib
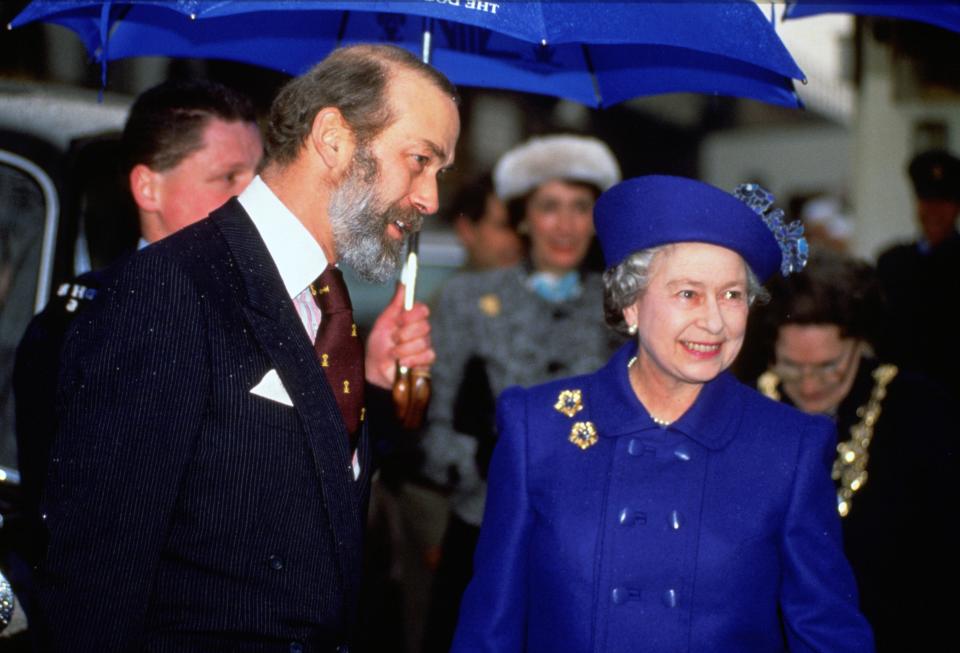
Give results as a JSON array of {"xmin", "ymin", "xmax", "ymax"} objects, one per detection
[
  {"xmin": 580, "ymin": 44, "xmax": 603, "ymax": 109},
  {"xmin": 336, "ymin": 11, "xmax": 350, "ymax": 49}
]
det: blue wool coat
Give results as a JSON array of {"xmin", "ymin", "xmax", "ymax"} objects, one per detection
[{"xmin": 452, "ymin": 342, "xmax": 874, "ymax": 653}]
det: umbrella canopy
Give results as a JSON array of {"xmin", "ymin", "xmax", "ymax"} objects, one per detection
[
  {"xmin": 784, "ymin": 1, "xmax": 960, "ymax": 34},
  {"xmin": 10, "ymin": 0, "xmax": 806, "ymax": 108}
]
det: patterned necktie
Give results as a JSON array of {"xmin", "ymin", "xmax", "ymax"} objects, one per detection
[{"xmin": 310, "ymin": 266, "xmax": 365, "ymax": 439}]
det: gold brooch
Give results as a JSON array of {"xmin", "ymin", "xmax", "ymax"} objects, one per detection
[
  {"xmin": 478, "ymin": 293, "xmax": 501, "ymax": 317},
  {"xmin": 569, "ymin": 421, "xmax": 598, "ymax": 450},
  {"xmin": 554, "ymin": 389, "xmax": 583, "ymax": 417}
]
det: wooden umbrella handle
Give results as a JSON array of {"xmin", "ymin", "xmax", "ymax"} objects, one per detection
[
  {"xmin": 392, "ymin": 364, "xmax": 431, "ymax": 430},
  {"xmin": 391, "ymin": 233, "xmax": 431, "ymax": 429}
]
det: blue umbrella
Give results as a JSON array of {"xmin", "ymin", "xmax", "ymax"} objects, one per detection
[
  {"xmin": 784, "ymin": 1, "xmax": 960, "ymax": 34},
  {"xmin": 10, "ymin": 0, "xmax": 806, "ymax": 108}
]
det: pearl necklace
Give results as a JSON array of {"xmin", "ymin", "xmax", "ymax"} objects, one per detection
[{"xmin": 628, "ymin": 356, "xmax": 673, "ymax": 427}]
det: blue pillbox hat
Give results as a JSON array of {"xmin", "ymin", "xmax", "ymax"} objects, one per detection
[{"xmin": 594, "ymin": 175, "xmax": 784, "ymax": 282}]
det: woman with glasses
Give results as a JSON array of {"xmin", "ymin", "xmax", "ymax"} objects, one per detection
[
  {"xmin": 752, "ymin": 249, "xmax": 955, "ymax": 652},
  {"xmin": 452, "ymin": 176, "xmax": 873, "ymax": 653}
]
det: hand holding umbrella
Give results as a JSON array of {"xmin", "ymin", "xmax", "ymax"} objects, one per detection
[
  {"xmin": 363, "ymin": 233, "xmax": 433, "ymax": 430},
  {"xmin": 391, "ymin": 232, "xmax": 432, "ymax": 429}
]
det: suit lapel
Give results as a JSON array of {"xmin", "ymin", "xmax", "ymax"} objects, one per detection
[{"xmin": 208, "ymin": 199, "xmax": 364, "ymax": 598}]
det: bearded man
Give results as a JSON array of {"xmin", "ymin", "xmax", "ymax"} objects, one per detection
[{"xmin": 34, "ymin": 44, "xmax": 459, "ymax": 652}]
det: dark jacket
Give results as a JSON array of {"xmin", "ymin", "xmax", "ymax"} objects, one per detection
[
  {"xmin": 876, "ymin": 232, "xmax": 960, "ymax": 399},
  {"xmin": 14, "ymin": 263, "xmax": 120, "ymax": 569},
  {"xmin": 35, "ymin": 200, "xmax": 369, "ymax": 652},
  {"xmin": 768, "ymin": 358, "xmax": 957, "ymax": 652}
]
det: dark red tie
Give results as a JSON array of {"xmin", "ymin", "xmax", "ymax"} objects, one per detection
[{"xmin": 311, "ymin": 266, "xmax": 365, "ymax": 440}]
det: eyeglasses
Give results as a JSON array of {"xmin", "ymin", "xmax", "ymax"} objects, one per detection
[{"xmin": 774, "ymin": 341, "xmax": 859, "ymax": 384}]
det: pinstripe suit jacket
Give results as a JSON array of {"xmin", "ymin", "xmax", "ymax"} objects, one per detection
[{"xmin": 35, "ymin": 199, "xmax": 370, "ymax": 652}]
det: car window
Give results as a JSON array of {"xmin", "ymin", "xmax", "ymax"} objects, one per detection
[{"xmin": 1, "ymin": 149, "xmax": 57, "ymax": 471}]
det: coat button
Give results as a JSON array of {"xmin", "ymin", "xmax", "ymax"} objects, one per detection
[
  {"xmin": 663, "ymin": 588, "xmax": 678, "ymax": 608},
  {"xmin": 628, "ymin": 439, "xmax": 656, "ymax": 457},
  {"xmin": 611, "ymin": 587, "xmax": 641, "ymax": 604},
  {"xmin": 673, "ymin": 444, "xmax": 692, "ymax": 461},
  {"xmin": 289, "ymin": 643, "xmax": 303, "ymax": 653},
  {"xmin": 669, "ymin": 510, "xmax": 682, "ymax": 530},
  {"xmin": 618, "ymin": 508, "xmax": 647, "ymax": 526},
  {"xmin": 268, "ymin": 555, "xmax": 284, "ymax": 571}
]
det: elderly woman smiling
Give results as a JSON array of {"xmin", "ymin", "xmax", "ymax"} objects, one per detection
[{"xmin": 451, "ymin": 176, "xmax": 874, "ymax": 653}]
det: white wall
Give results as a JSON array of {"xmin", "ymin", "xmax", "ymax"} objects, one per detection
[{"xmin": 701, "ymin": 122, "xmax": 852, "ymax": 211}]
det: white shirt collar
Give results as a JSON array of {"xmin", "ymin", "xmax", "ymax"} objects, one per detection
[{"xmin": 238, "ymin": 175, "xmax": 328, "ymax": 299}]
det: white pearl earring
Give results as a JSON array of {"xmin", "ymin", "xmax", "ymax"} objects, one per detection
[{"xmin": 627, "ymin": 323, "xmax": 638, "ymax": 336}]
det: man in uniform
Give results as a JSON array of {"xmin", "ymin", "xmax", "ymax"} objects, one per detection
[
  {"xmin": 876, "ymin": 148, "xmax": 960, "ymax": 398},
  {"xmin": 448, "ymin": 173, "xmax": 522, "ymax": 270}
]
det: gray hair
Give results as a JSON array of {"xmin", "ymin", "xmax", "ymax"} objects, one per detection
[
  {"xmin": 264, "ymin": 44, "xmax": 458, "ymax": 166},
  {"xmin": 602, "ymin": 245, "xmax": 770, "ymax": 335}
]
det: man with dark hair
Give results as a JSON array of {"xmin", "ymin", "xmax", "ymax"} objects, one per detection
[
  {"xmin": 446, "ymin": 174, "xmax": 522, "ymax": 270},
  {"xmin": 34, "ymin": 44, "xmax": 458, "ymax": 651},
  {"xmin": 876, "ymin": 148, "xmax": 960, "ymax": 398},
  {"xmin": 122, "ymin": 78, "xmax": 262, "ymax": 243}
]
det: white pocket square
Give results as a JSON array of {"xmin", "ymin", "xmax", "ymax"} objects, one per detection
[{"xmin": 250, "ymin": 369, "xmax": 294, "ymax": 407}]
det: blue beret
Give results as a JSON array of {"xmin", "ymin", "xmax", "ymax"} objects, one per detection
[{"xmin": 594, "ymin": 175, "xmax": 783, "ymax": 282}]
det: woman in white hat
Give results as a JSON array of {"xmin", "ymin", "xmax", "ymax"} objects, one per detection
[{"xmin": 420, "ymin": 135, "xmax": 623, "ymax": 653}]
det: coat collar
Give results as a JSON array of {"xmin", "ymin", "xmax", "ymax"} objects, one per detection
[
  {"xmin": 587, "ymin": 341, "xmax": 743, "ymax": 450},
  {"xmin": 209, "ymin": 197, "xmax": 300, "ymax": 320}
]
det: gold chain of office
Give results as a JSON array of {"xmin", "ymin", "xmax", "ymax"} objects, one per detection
[{"xmin": 757, "ymin": 364, "xmax": 898, "ymax": 518}]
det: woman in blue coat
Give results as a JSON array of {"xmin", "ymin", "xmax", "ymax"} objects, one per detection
[{"xmin": 451, "ymin": 176, "xmax": 874, "ymax": 653}]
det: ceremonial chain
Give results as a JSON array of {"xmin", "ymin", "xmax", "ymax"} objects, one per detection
[{"xmin": 757, "ymin": 364, "xmax": 898, "ymax": 517}]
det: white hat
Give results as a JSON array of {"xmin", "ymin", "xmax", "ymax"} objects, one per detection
[
  {"xmin": 493, "ymin": 134, "xmax": 621, "ymax": 202},
  {"xmin": 802, "ymin": 196, "xmax": 853, "ymax": 240}
]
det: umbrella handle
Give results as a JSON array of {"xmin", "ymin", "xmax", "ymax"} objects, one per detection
[
  {"xmin": 391, "ymin": 232, "xmax": 431, "ymax": 429},
  {"xmin": 421, "ymin": 16, "xmax": 434, "ymax": 64},
  {"xmin": 392, "ymin": 365, "xmax": 431, "ymax": 430}
]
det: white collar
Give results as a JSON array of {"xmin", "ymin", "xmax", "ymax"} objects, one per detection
[{"xmin": 238, "ymin": 175, "xmax": 328, "ymax": 299}]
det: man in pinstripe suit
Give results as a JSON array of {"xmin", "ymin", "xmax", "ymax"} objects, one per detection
[{"xmin": 34, "ymin": 44, "xmax": 459, "ymax": 652}]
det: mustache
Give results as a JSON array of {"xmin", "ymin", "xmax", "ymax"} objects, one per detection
[{"xmin": 382, "ymin": 202, "xmax": 424, "ymax": 235}]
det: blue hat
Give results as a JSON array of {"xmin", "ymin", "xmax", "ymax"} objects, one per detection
[{"xmin": 594, "ymin": 175, "xmax": 806, "ymax": 282}]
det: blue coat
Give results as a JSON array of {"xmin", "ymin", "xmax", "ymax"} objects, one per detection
[{"xmin": 452, "ymin": 342, "xmax": 874, "ymax": 653}]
